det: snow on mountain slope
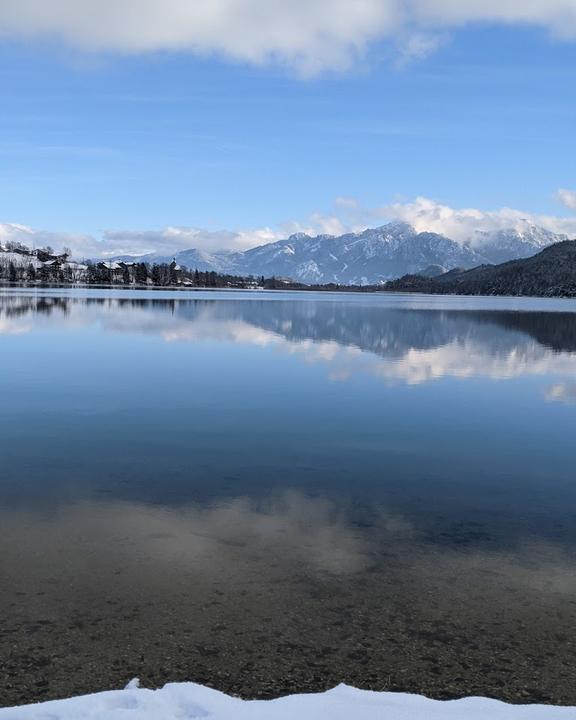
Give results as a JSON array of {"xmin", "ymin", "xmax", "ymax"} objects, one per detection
[
  {"xmin": 234, "ymin": 222, "xmax": 490, "ymax": 284},
  {"xmin": 109, "ymin": 222, "xmax": 568, "ymax": 285},
  {"xmin": 1, "ymin": 682, "xmax": 574, "ymax": 720},
  {"xmin": 469, "ymin": 226, "xmax": 567, "ymax": 265},
  {"xmin": 132, "ymin": 248, "xmax": 242, "ymax": 274}
]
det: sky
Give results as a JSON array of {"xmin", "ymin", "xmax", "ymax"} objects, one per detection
[{"xmin": 0, "ymin": 0, "xmax": 575, "ymax": 257}]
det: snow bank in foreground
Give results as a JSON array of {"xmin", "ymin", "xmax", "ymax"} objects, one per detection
[{"xmin": 1, "ymin": 682, "xmax": 575, "ymax": 720}]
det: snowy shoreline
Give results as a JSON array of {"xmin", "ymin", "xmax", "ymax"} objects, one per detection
[{"xmin": 1, "ymin": 681, "xmax": 575, "ymax": 719}]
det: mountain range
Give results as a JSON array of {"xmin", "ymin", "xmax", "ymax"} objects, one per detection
[
  {"xmin": 112, "ymin": 221, "xmax": 569, "ymax": 285},
  {"xmin": 386, "ymin": 240, "xmax": 576, "ymax": 298}
]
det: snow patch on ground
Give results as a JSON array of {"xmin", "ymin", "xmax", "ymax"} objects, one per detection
[{"xmin": 1, "ymin": 682, "xmax": 575, "ymax": 720}]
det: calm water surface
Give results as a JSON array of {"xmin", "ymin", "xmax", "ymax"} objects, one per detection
[{"xmin": 1, "ymin": 288, "xmax": 576, "ymax": 706}]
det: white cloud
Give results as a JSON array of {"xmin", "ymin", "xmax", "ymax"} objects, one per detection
[
  {"xmin": 0, "ymin": 0, "xmax": 575, "ymax": 73},
  {"xmin": 412, "ymin": 0, "xmax": 576, "ymax": 40},
  {"xmin": 375, "ymin": 195, "xmax": 576, "ymax": 246},
  {"xmin": 335, "ymin": 196, "xmax": 361, "ymax": 211},
  {"xmin": 279, "ymin": 213, "xmax": 352, "ymax": 239},
  {"xmin": 1, "ymin": 193, "xmax": 574, "ymax": 258},
  {"xmin": 0, "ymin": 200, "xmax": 370, "ymax": 258},
  {"xmin": 0, "ymin": 0, "xmax": 397, "ymax": 75},
  {"xmin": 557, "ymin": 188, "xmax": 576, "ymax": 211},
  {"xmin": 395, "ymin": 31, "xmax": 446, "ymax": 67},
  {"xmin": 0, "ymin": 221, "xmax": 285, "ymax": 258},
  {"xmin": 100, "ymin": 226, "xmax": 281, "ymax": 256},
  {"xmin": 0, "ymin": 222, "xmax": 94, "ymax": 255}
]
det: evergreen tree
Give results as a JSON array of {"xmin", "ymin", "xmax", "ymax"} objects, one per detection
[
  {"xmin": 151, "ymin": 264, "xmax": 162, "ymax": 286},
  {"xmin": 135, "ymin": 263, "xmax": 148, "ymax": 285}
]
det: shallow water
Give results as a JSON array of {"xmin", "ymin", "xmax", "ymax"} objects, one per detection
[{"xmin": 1, "ymin": 288, "xmax": 576, "ymax": 706}]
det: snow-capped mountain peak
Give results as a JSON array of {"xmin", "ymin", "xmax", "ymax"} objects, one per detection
[
  {"xmin": 108, "ymin": 221, "xmax": 570, "ymax": 285},
  {"xmin": 469, "ymin": 224, "xmax": 567, "ymax": 265}
]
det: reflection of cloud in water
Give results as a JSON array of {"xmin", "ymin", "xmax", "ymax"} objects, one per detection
[
  {"xmin": 370, "ymin": 342, "xmax": 576, "ymax": 385},
  {"xmin": 2, "ymin": 294, "xmax": 576, "ymax": 386},
  {"xmin": 2, "ymin": 492, "xmax": 372, "ymax": 580},
  {"xmin": 74, "ymin": 302, "xmax": 576, "ymax": 386},
  {"xmin": 163, "ymin": 320, "xmax": 281, "ymax": 348},
  {"xmin": 546, "ymin": 383, "xmax": 576, "ymax": 405},
  {"xmin": 4, "ymin": 491, "xmax": 576, "ymax": 614},
  {"xmin": 98, "ymin": 312, "xmax": 576, "ymax": 387},
  {"xmin": 4, "ymin": 490, "xmax": 576, "ymax": 704},
  {"xmin": 131, "ymin": 492, "xmax": 370, "ymax": 576},
  {"xmin": 0, "ymin": 317, "xmax": 32, "ymax": 335},
  {"xmin": 414, "ymin": 541, "xmax": 576, "ymax": 601}
]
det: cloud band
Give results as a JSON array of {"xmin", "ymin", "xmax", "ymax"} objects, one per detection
[{"xmin": 0, "ymin": 1, "xmax": 575, "ymax": 72}]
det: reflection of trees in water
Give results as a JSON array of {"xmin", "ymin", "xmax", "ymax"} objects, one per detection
[
  {"xmin": 173, "ymin": 299, "xmax": 576, "ymax": 358},
  {"xmin": 237, "ymin": 303, "xmax": 576, "ymax": 357},
  {"xmin": 0, "ymin": 295, "xmax": 69, "ymax": 319},
  {"xmin": 483, "ymin": 311, "xmax": 576, "ymax": 353},
  {"xmin": 2, "ymin": 293, "xmax": 576, "ymax": 357}
]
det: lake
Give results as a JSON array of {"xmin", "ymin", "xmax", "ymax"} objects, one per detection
[{"xmin": 1, "ymin": 288, "xmax": 576, "ymax": 707}]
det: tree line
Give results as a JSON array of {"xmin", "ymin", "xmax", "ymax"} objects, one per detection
[
  {"xmin": 0, "ymin": 241, "xmax": 383, "ymax": 292},
  {"xmin": 0, "ymin": 253, "xmax": 273, "ymax": 289}
]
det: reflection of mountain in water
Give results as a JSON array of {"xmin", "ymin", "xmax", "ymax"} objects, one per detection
[
  {"xmin": 2, "ymin": 293, "xmax": 576, "ymax": 361},
  {"xmin": 3, "ymin": 292, "xmax": 576, "ymax": 707},
  {"xmin": 197, "ymin": 300, "xmax": 576, "ymax": 358}
]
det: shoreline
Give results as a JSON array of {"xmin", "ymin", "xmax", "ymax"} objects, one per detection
[
  {"xmin": 2, "ymin": 282, "xmax": 576, "ymax": 304},
  {"xmin": 2, "ymin": 681, "xmax": 576, "ymax": 718}
]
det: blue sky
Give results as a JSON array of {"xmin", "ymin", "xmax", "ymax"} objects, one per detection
[{"xmin": 0, "ymin": 1, "xmax": 575, "ymax": 256}]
